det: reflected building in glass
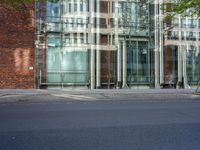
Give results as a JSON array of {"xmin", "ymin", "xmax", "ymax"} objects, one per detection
[
  {"xmin": 35, "ymin": 0, "xmax": 200, "ymax": 89},
  {"xmin": 162, "ymin": 0, "xmax": 200, "ymax": 88}
]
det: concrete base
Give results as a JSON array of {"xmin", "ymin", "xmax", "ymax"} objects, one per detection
[
  {"xmin": 47, "ymin": 86, "xmax": 89, "ymax": 90},
  {"xmin": 122, "ymin": 84, "xmax": 129, "ymax": 89},
  {"xmin": 154, "ymin": 85, "xmax": 161, "ymax": 89},
  {"xmin": 130, "ymin": 86, "xmax": 150, "ymax": 90}
]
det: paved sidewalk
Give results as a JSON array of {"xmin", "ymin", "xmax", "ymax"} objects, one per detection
[
  {"xmin": 49, "ymin": 88, "xmax": 197, "ymax": 94},
  {"xmin": 0, "ymin": 88, "xmax": 197, "ymax": 96},
  {"xmin": 0, "ymin": 88, "xmax": 199, "ymax": 103}
]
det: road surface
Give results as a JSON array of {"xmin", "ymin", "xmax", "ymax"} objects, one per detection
[{"xmin": 0, "ymin": 91, "xmax": 200, "ymax": 150}]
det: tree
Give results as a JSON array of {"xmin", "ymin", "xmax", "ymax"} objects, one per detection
[{"xmin": 163, "ymin": 0, "xmax": 200, "ymax": 17}]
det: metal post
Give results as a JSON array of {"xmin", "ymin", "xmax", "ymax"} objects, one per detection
[
  {"xmin": 96, "ymin": 0, "xmax": 101, "ymax": 88},
  {"xmin": 159, "ymin": 1, "xmax": 164, "ymax": 84},
  {"xmin": 115, "ymin": 0, "xmax": 121, "ymax": 88},
  {"xmin": 178, "ymin": 45, "xmax": 183, "ymax": 86},
  {"xmin": 39, "ymin": 70, "xmax": 42, "ymax": 89},
  {"xmin": 117, "ymin": 41, "xmax": 122, "ymax": 88},
  {"xmin": 89, "ymin": 0, "xmax": 95, "ymax": 89},
  {"xmin": 122, "ymin": 41, "xmax": 128, "ymax": 88},
  {"xmin": 183, "ymin": 45, "xmax": 188, "ymax": 88},
  {"xmin": 154, "ymin": 0, "xmax": 160, "ymax": 88}
]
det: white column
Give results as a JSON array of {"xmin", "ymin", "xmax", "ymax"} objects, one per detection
[
  {"xmin": 183, "ymin": 45, "xmax": 188, "ymax": 88},
  {"xmin": 70, "ymin": 33, "xmax": 74, "ymax": 46},
  {"xmin": 159, "ymin": 3, "xmax": 164, "ymax": 84},
  {"xmin": 89, "ymin": 0, "xmax": 95, "ymax": 89},
  {"xmin": 83, "ymin": 0, "xmax": 87, "ymax": 44},
  {"xmin": 96, "ymin": 0, "xmax": 101, "ymax": 88},
  {"xmin": 122, "ymin": 41, "xmax": 128, "ymax": 88},
  {"xmin": 114, "ymin": 0, "xmax": 121, "ymax": 88},
  {"xmin": 77, "ymin": 33, "xmax": 80, "ymax": 45},
  {"xmin": 154, "ymin": 0, "xmax": 160, "ymax": 88},
  {"xmin": 117, "ymin": 41, "xmax": 122, "ymax": 87},
  {"xmin": 71, "ymin": 0, "xmax": 74, "ymax": 13},
  {"xmin": 178, "ymin": 45, "xmax": 183, "ymax": 82},
  {"xmin": 90, "ymin": 49, "xmax": 95, "ymax": 89}
]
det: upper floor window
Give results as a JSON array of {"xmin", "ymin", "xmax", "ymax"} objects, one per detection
[
  {"xmin": 199, "ymin": 19, "xmax": 200, "ymax": 28},
  {"xmin": 74, "ymin": 3, "xmax": 78, "ymax": 12},
  {"xmin": 172, "ymin": 18, "xmax": 179, "ymax": 28},
  {"xmin": 69, "ymin": 3, "xmax": 72, "ymax": 12},
  {"xmin": 187, "ymin": 19, "xmax": 196, "ymax": 28},
  {"xmin": 181, "ymin": 18, "xmax": 186, "ymax": 28}
]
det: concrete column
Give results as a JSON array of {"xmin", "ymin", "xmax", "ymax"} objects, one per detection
[
  {"xmin": 89, "ymin": 0, "xmax": 95, "ymax": 89},
  {"xmin": 83, "ymin": 0, "xmax": 87, "ymax": 45},
  {"xmin": 178, "ymin": 45, "xmax": 183, "ymax": 82},
  {"xmin": 90, "ymin": 49, "xmax": 95, "ymax": 89},
  {"xmin": 178, "ymin": 16, "xmax": 181, "ymax": 41},
  {"xmin": 154, "ymin": 0, "xmax": 160, "ymax": 88},
  {"xmin": 96, "ymin": 50, "xmax": 101, "ymax": 88},
  {"xmin": 159, "ymin": 14, "xmax": 164, "ymax": 84},
  {"xmin": 66, "ymin": 1, "xmax": 68, "ymax": 13},
  {"xmin": 70, "ymin": 33, "xmax": 74, "ymax": 46},
  {"xmin": 122, "ymin": 41, "xmax": 128, "ymax": 88},
  {"xmin": 96, "ymin": 0, "xmax": 101, "ymax": 88},
  {"xmin": 114, "ymin": 0, "xmax": 121, "ymax": 88},
  {"xmin": 77, "ymin": 33, "xmax": 80, "ymax": 45},
  {"xmin": 117, "ymin": 41, "xmax": 122, "ymax": 87},
  {"xmin": 71, "ymin": 0, "xmax": 74, "ymax": 13},
  {"xmin": 183, "ymin": 45, "xmax": 188, "ymax": 88}
]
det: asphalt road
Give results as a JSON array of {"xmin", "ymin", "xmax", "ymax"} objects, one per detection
[{"xmin": 0, "ymin": 93, "xmax": 200, "ymax": 150}]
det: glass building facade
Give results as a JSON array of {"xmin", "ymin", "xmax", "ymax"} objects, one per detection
[
  {"xmin": 35, "ymin": 0, "xmax": 200, "ymax": 89},
  {"xmin": 165, "ymin": 13, "xmax": 200, "ymax": 88},
  {"xmin": 46, "ymin": 0, "xmax": 89, "ymax": 85}
]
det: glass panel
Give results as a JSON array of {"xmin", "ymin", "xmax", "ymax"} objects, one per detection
[
  {"xmin": 48, "ymin": 36, "xmax": 61, "ymax": 47},
  {"xmin": 138, "ymin": 41, "xmax": 149, "ymax": 82},
  {"xmin": 129, "ymin": 1, "xmax": 149, "ymax": 36},
  {"xmin": 47, "ymin": 47, "xmax": 62, "ymax": 83},
  {"xmin": 127, "ymin": 41, "xmax": 137, "ymax": 82},
  {"xmin": 127, "ymin": 41, "xmax": 150, "ymax": 84},
  {"xmin": 118, "ymin": 0, "xmax": 149, "ymax": 36},
  {"xmin": 47, "ymin": 48, "xmax": 89, "ymax": 83},
  {"xmin": 186, "ymin": 46, "xmax": 200, "ymax": 84}
]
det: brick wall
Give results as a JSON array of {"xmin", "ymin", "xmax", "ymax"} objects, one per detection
[{"xmin": 0, "ymin": 6, "xmax": 35, "ymax": 89}]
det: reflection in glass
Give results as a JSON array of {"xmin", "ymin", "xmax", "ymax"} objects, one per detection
[
  {"xmin": 186, "ymin": 46, "xmax": 200, "ymax": 84},
  {"xmin": 127, "ymin": 41, "xmax": 150, "ymax": 84}
]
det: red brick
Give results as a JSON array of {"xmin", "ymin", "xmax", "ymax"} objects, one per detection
[{"xmin": 0, "ymin": 5, "xmax": 35, "ymax": 89}]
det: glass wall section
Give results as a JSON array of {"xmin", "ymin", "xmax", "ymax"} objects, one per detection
[
  {"xmin": 47, "ymin": 47, "xmax": 89, "ymax": 83},
  {"xmin": 127, "ymin": 41, "xmax": 150, "ymax": 84},
  {"xmin": 35, "ymin": 0, "xmax": 153, "ymax": 88},
  {"xmin": 117, "ymin": 0, "xmax": 149, "ymax": 36},
  {"xmin": 46, "ymin": 0, "xmax": 89, "ymax": 85},
  {"xmin": 186, "ymin": 46, "xmax": 200, "ymax": 85},
  {"xmin": 124, "ymin": 0, "xmax": 149, "ymax": 36}
]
